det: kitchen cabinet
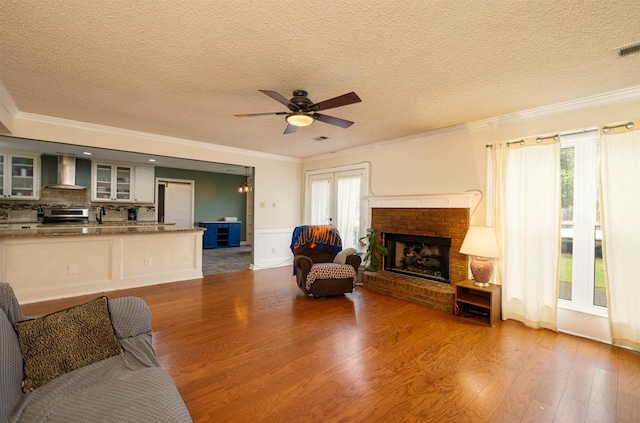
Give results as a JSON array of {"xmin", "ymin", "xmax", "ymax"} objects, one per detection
[
  {"xmin": 92, "ymin": 162, "xmax": 132, "ymax": 202},
  {"xmin": 199, "ymin": 222, "xmax": 241, "ymax": 249},
  {"xmin": 92, "ymin": 161, "xmax": 155, "ymax": 203},
  {"xmin": 228, "ymin": 223, "xmax": 241, "ymax": 247},
  {"xmin": 133, "ymin": 165, "xmax": 155, "ymax": 203},
  {"xmin": 201, "ymin": 224, "xmax": 217, "ymax": 249},
  {"xmin": 0, "ymin": 151, "xmax": 40, "ymax": 200}
]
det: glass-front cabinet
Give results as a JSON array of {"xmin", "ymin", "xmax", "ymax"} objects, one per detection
[
  {"xmin": 91, "ymin": 161, "xmax": 155, "ymax": 203},
  {"xmin": 0, "ymin": 151, "xmax": 40, "ymax": 200},
  {"xmin": 92, "ymin": 162, "xmax": 133, "ymax": 202}
]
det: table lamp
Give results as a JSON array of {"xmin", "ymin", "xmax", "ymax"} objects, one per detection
[{"xmin": 459, "ymin": 226, "xmax": 499, "ymax": 287}]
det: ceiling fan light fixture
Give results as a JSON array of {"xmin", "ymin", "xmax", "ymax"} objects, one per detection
[{"xmin": 286, "ymin": 113, "xmax": 314, "ymax": 127}]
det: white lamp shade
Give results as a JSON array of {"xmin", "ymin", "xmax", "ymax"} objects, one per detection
[
  {"xmin": 459, "ymin": 226, "xmax": 499, "ymax": 258},
  {"xmin": 286, "ymin": 113, "xmax": 314, "ymax": 127}
]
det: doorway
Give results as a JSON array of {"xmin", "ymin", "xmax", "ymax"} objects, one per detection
[
  {"xmin": 304, "ymin": 164, "xmax": 369, "ymax": 249},
  {"xmin": 157, "ymin": 178, "xmax": 194, "ymax": 227}
]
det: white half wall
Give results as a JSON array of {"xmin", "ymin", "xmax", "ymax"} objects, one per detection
[
  {"xmin": 252, "ymin": 227, "xmax": 294, "ymax": 270},
  {"xmin": 2, "ymin": 230, "xmax": 203, "ymax": 303}
]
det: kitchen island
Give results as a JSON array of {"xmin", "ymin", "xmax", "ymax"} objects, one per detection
[{"xmin": 0, "ymin": 223, "xmax": 204, "ymax": 303}]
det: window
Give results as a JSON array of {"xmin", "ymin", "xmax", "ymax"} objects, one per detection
[{"xmin": 559, "ymin": 130, "xmax": 606, "ymax": 311}]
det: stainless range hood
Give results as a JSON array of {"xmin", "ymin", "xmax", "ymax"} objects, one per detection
[{"xmin": 45, "ymin": 155, "xmax": 87, "ymax": 190}]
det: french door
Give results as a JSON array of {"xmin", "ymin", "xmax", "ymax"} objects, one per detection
[
  {"xmin": 305, "ymin": 166, "xmax": 368, "ymax": 250},
  {"xmin": 559, "ymin": 131, "xmax": 605, "ymax": 310}
]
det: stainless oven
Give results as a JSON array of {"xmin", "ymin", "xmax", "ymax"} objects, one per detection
[{"xmin": 42, "ymin": 208, "xmax": 90, "ymax": 224}]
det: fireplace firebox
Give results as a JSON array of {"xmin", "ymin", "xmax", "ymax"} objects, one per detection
[{"xmin": 383, "ymin": 233, "xmax": 451, "ymax": 283}]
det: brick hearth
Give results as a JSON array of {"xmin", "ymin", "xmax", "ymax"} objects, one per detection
[
  {"xmin": 365, "ymin": 270, "xmax": 455, "ymax": 312},
  {"xmin": 363, "ymin": 207, "xmax": 469, "ymax": 312}
]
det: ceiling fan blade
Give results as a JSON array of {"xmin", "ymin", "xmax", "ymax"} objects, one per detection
[
  {"xmin": 309, "ymin": 92, "xmax": 361, "ymax": 112},
  {"xmin": 314, "ymin": 113, "xmax": 354, "ymax": 129},
  {"xmin": 259, "ymin": 90, "xmax": 300, "ymax": 111},
  {"xmin": 234, "ymin": 112, "xmax": 288, "ymax": 117},
  {"xmin": 284, "ymin": 124, "xmax": 297, "ymax": 134}
]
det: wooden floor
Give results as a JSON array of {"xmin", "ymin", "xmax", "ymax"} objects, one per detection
[{"xmin": 22, "ymin": 267, "xmax": 640, "ymax": 423}]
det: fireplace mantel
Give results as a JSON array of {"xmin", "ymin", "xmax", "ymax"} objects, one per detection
[{"xmin": 366, "ymin": 192, "xmax": 479, "ymax": 209}]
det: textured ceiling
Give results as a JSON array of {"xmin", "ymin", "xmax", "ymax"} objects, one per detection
[{"xmin": 1, "ymin": 1, "xmax": 640, "ymax": 159}]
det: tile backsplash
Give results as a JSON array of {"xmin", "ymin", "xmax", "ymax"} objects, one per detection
[{"xmin": 0, "ymin": 187, "xmax": 156, "ymax": 223}]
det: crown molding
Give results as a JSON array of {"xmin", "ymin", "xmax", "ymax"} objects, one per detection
[
  {"xmin": 0, "ymin": 81, "xmax": 19, "ymax": 116},
  {"xmin": 4, "ymin": 82, "xmax": 640, "ymax": 165},
  {"xmin": 494, "ymin": 85, "xmax": 640, "ymax": 124},
  {"xmin": 304, "ymin": 85, "xmax": 640, "ymax": 163},
  {"xmin": 0, "ymin": 81, "xmax": 19, "ymax": 133},
  {"xmin": 15, "ymin": 112, "xmax": 300, "ymax": 164}
]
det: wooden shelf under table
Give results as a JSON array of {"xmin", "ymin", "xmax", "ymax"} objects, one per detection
[{"xmin": 453, "ymin": 279, "xmax": 501, "ymax": 327}]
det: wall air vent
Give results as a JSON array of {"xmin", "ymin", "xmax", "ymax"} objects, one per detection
[{"xmin": 616, "ymin": 41, "xmax": 640, "ymax": 58}]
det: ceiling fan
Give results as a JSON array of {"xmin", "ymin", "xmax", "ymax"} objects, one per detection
[{"xmin": 234, "ymin": 89, "xmax": 361, "ymax": 134}]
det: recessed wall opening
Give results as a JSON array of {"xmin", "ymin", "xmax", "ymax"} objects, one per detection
[{"xmin": 383, "ymin": 232, "xmax": 451, "ymax": 284}]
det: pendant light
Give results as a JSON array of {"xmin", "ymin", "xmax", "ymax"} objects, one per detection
[{"xmin": 238, "ymin": 167, "xmax": 252, "ymax": 193}]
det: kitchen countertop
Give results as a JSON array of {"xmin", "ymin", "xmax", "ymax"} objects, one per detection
[{"xmin": 0, "ymin": 222, "xmax": 204, "ymax": 238}]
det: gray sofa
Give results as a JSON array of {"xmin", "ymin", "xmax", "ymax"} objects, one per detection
[{"xmin": 0, "ymin": 282, "xmax": 192, "ymax": 423}]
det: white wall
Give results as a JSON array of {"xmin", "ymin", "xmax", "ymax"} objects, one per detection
[{"xmin": 302, "ymin": 89, "xmax": 640, "ymax": 226}]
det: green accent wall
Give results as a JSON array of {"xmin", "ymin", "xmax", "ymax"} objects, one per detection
[
  {"xmin": 41, "ymin": 155, "xmax": 92, "ymax": 188},
  {"xmin": 156, "ymin": 167, "xmax": 248, "ymax": 240}
]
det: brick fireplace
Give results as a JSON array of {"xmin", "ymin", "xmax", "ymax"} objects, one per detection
[{"xmin": 363, "ymin": 197, "xmax": 471, "ymax": 312}]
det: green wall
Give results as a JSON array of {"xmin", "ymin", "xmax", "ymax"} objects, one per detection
[
  {"xmin": 41, "ymin": 155, "xmax": 92, "ymax": 187},
  {"xmin": 156, "ymin": 167, "xmax": 248, "ymax": 240}
]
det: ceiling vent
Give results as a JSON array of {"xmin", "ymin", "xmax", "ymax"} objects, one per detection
[
  {"xmin": 616, "ymin": 41, "xmax": 640, "ymax": 58},
  {"xmin": 313, "ymin": 136, "xmax": 329, "ymax": 141}
]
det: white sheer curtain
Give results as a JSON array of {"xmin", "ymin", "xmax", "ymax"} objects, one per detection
[
  {"xmin": 600, "ymin": 124, "xmax": 640, "ymax": 350},
  {"xmin": 494, "ymin": 138, "xmax": 560, "ymax": 330},
  {"xmin": 310, "ymin": 176, "xmax": 331, "ymax": 225},
  {"xmin": 336, "ymin": 174, "xmax": 361, "ymax": 249}
]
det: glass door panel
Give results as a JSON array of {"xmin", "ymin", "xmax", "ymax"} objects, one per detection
[
  {"xmin": 309, "ymin": 174, "xmax": 332, "ymax": 225},
  {"xmin": 11, "ymin": 156, "xmax": 34, "ymax": 197},
  {"xmin": 593, "ymin": 225, "xmax": 606, "ymax": 307},
  {"xmin": 115, "ymin": 166, "xmax": 131, "ymax": 200},
  {"xmin": 559, "ymin": 131, "xmax": 605, "ymax": 311},
  {"xmin": 560, "ymin": 146, "xmax": 575, "ymax": 301},
  {"xmin": 96, "ymin": 164, "xmax": 113, "ymax": 200},
  {"xmin": 0, "ymin": 155, "xmax": 4, "ymax": 196},
  {"xmin": 335, "ymin": 173, "xmax": 361, "ymax": 249}
]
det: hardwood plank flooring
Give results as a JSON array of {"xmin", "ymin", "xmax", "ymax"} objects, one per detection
[{"xmin": 20, "ymin": 267, "xmax": 640, "ymax": 423}]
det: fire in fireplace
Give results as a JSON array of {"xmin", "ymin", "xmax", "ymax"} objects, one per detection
[{"xmin": 383, "ymin": 233, "xmax": 451, "ymax": 283}]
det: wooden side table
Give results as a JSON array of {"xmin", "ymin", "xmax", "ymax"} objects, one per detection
[{"xmin": 453, "ymin": 279, "xmax": 502, "ymax": 327}]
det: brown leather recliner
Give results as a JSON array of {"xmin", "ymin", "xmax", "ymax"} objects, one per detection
[{"xmin": 293, "ymin": 248, "xmax": 361, "ymax": 297}]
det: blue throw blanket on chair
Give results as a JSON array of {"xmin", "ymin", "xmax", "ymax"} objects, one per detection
[{"xmin": 290, "ymin": 225, "xmax": 343, "ymax": 275}]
